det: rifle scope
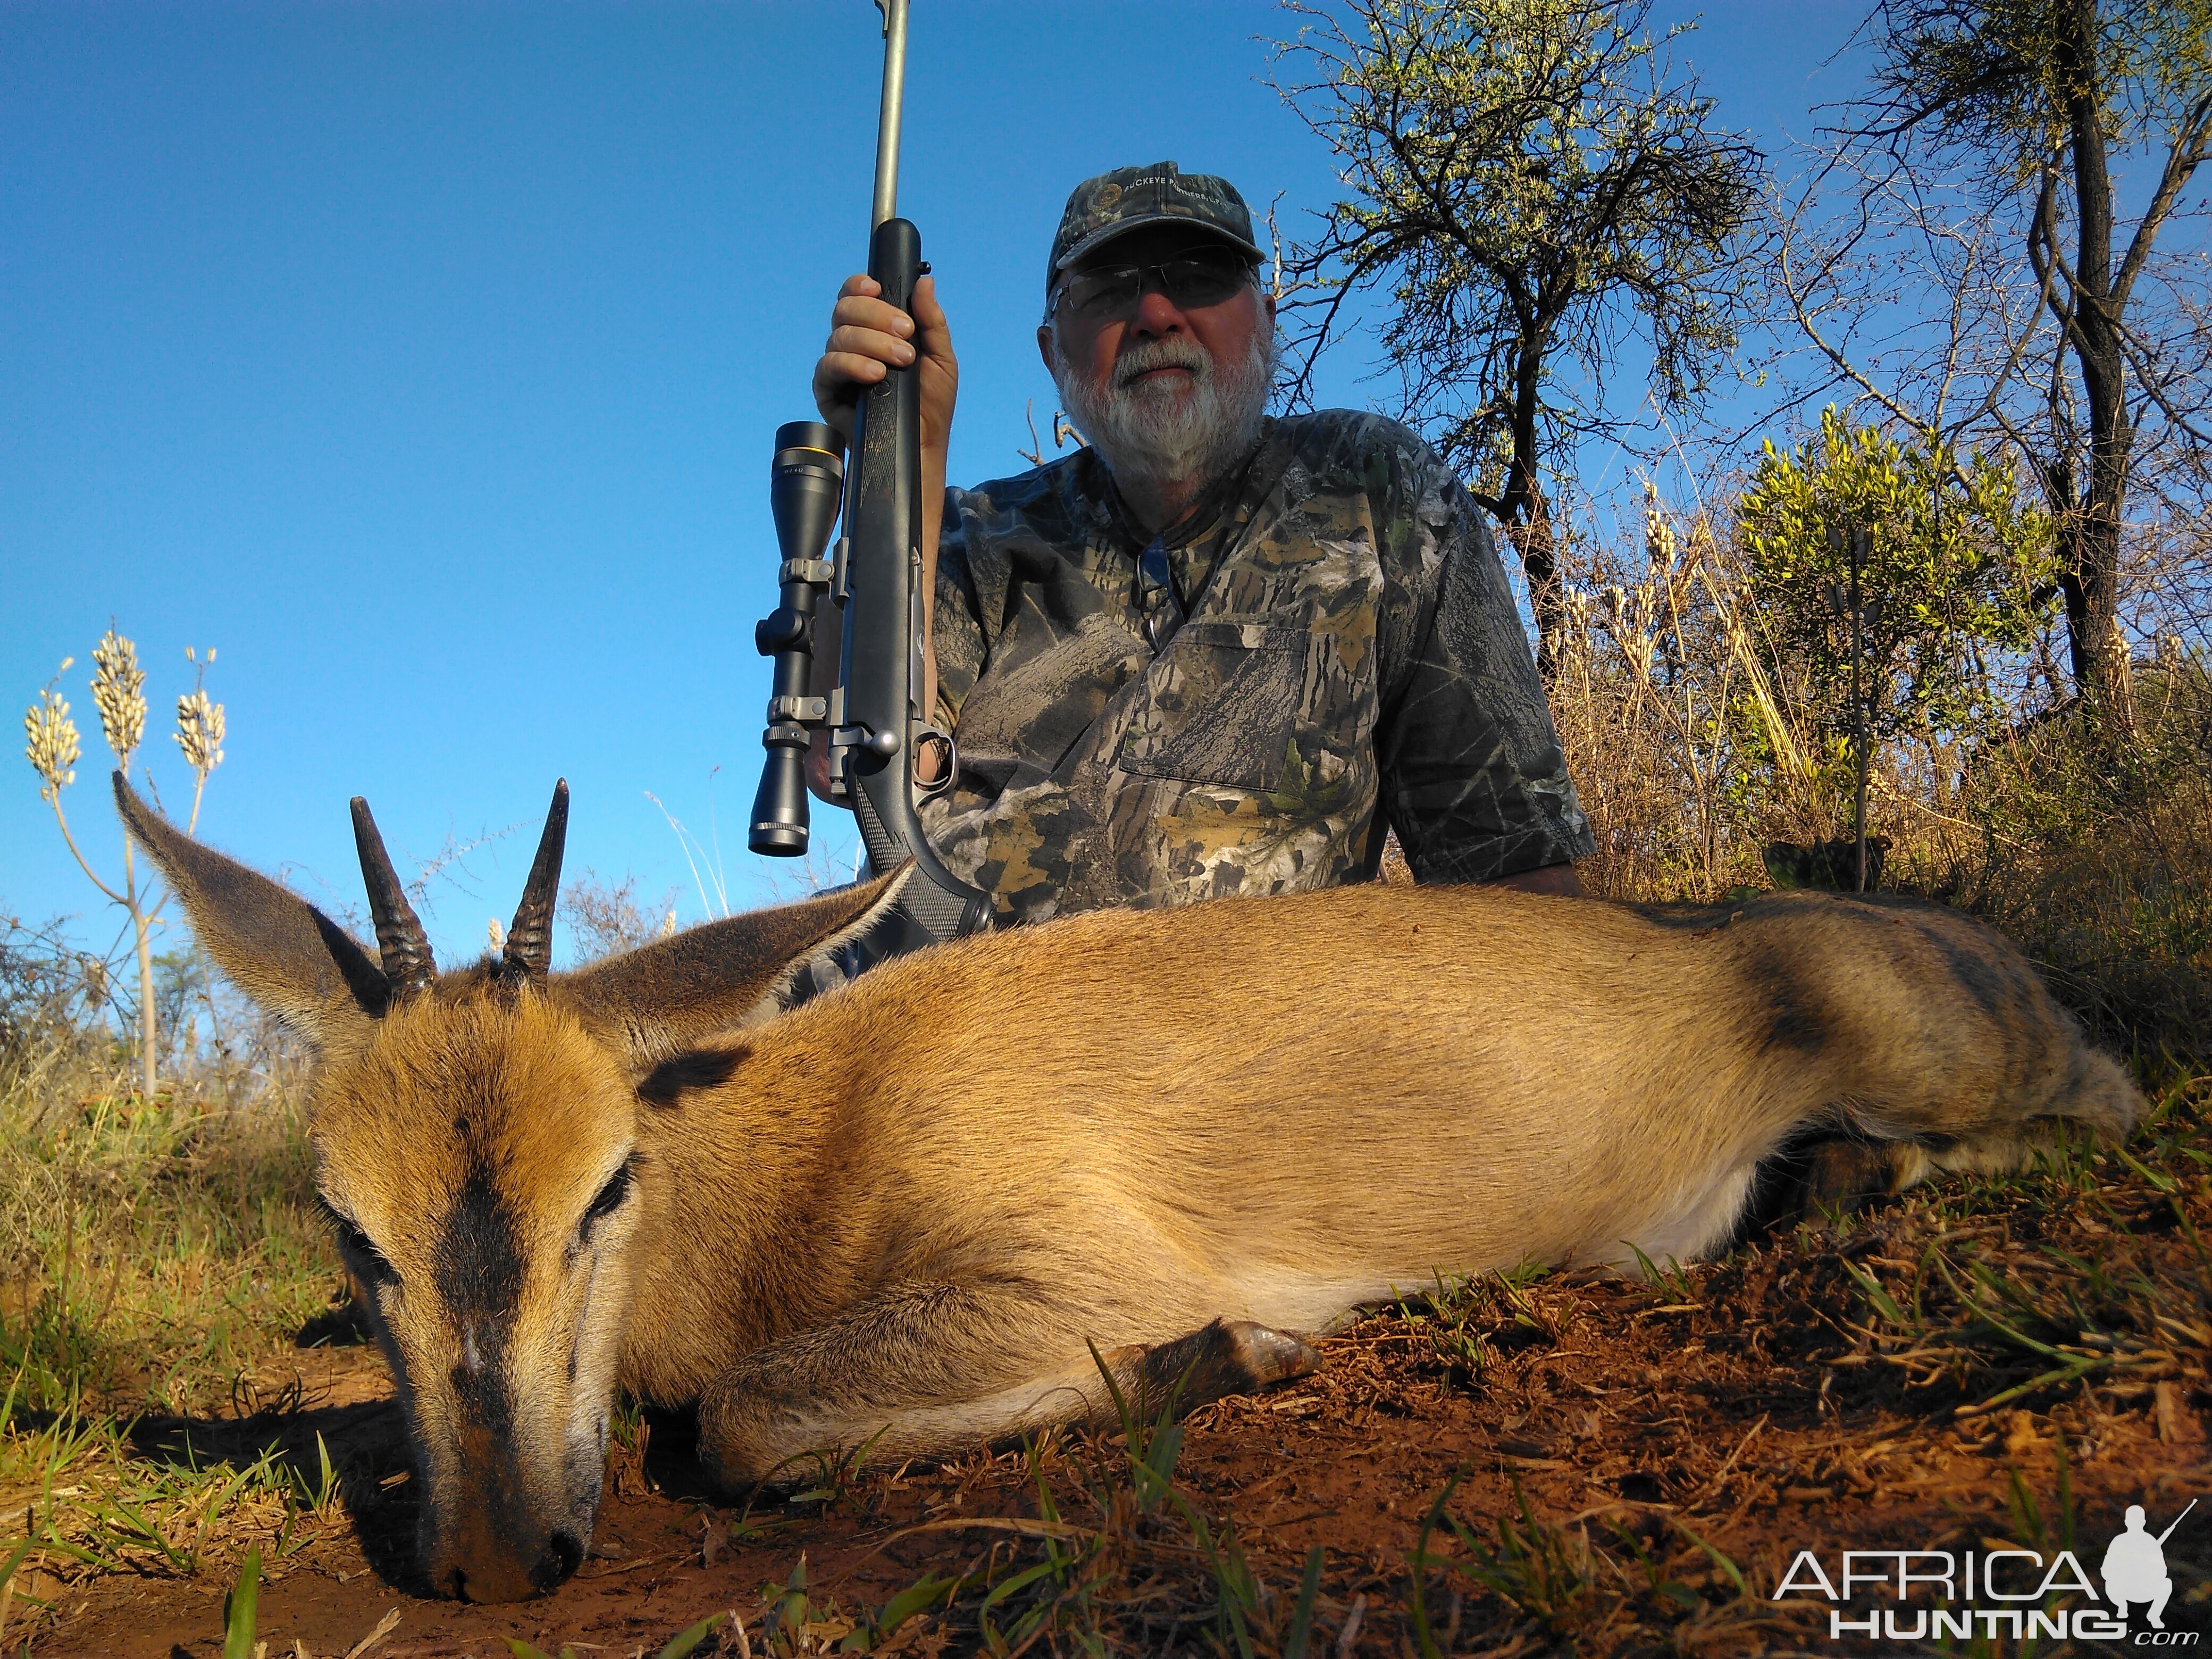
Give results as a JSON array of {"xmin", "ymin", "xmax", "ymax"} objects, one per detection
[{"xmin": 748, "ymin": 420, "xmax": 846, "ymax": 857}]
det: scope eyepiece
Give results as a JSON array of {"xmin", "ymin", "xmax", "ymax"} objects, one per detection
[{"xmin": 772, "ymin": 422, "xmax": 846, "ymax": 485}]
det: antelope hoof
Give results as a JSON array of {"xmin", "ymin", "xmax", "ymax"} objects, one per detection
[
  {"xmin": 1800, "ymin": 1139, "xmax": 1911, "ymax": 1211},
  {"xmin": 1221, "ymin": 1319, "xmax": 1324, "ymax": 1388}
]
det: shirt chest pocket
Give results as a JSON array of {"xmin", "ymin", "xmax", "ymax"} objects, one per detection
[{"xmin": 1112, "ymin": 621, "xmax": 1309, "ymax": 792}]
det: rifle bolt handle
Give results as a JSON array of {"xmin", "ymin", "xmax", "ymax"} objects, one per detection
[{"xmin": 831, "ymin": 723, "xmax": 899, "ymax": 758}]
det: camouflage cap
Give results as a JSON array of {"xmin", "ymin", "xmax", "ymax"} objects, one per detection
[{"xmin": 1047, "ymin": 161, "xmax": 1263, "ymax": 294}]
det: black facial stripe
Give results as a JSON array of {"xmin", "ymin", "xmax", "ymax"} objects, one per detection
[
  {"xmin": 449, "ymin": 1327, "xmax": 515, "ymax": 1437},
  {"xmin": 434, "ymin": 1166, "xmax": 526, "ymax": 1325},
  {"xmin": 434, "ymin": 1166, "xmax": 524, "ymax": 1435}
]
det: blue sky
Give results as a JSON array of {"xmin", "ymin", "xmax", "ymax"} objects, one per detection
[{"xmin": 4, "ymin": 1, "xmax": 1870, "ymax": 966}]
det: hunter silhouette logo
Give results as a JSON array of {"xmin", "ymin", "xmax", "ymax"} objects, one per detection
[
  {"xmin": 2106, "ymin": 1501, "xmax": 2194, "ymax": 1630},
  {"xmin": 1774, "ymin": 1497, "xmax": 2199, "ymax": 1643}
]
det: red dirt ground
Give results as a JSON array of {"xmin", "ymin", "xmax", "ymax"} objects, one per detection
[{"xmin": 31, "ymin": 1167, "xmax": 2212, "ymax": 1659}]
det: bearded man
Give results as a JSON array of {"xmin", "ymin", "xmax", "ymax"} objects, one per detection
[{"xmin": 810, "ymin": 161, "xmax": 1590, "ymax": 923}]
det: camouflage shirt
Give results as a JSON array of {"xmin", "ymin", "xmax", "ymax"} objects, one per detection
[{"xmin": 919, "ymin": 411, "xmax": 1593, "ymax": 924}]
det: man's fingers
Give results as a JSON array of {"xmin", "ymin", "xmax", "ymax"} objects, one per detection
[
  {"xmin": 816, "ymin": 352, "xmax": 890, "ymax": 389},
  {"xmin": 812, "ymin": 354, "xmax": 889, "ymax": 418},
  {"xmin": 814, "ymin": 270, "xmax": 953, "ymax": 437},
  {"xmin": 825, "ymin": 322, "xmax": 916, "ymax": 367},
  {"xmin": 816, "ymin": 275, "xmax": 894, "ymax": 431},
  {"xmin": 909, "ymin": 273, "xmax": 949, "ymax": 335},
  {"xmin": 830, "ymin": 294, "xmax": 915, "ymax": 339}
]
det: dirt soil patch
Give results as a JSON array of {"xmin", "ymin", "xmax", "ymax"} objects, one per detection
[{"xmin": 29, "ymin": 1135, "xmax": 2212, "ymax": 1658}]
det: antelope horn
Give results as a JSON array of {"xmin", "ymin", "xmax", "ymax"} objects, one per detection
[
  {"xmin": 350, "ymin": 797, "xmax": 436, "ymax": 998},
  {"xmin": 501, "ymin": 780, "xmax": 569, "ymax": 983}
]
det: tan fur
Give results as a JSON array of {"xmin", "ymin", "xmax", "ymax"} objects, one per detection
[{"xmin": 113, "ymin": 779, "xmax": 2141, "ymax": 1602}]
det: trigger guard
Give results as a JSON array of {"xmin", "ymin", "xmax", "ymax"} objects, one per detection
[{"xmin": 912, "ymin": 724, "xmax": 957, "ymax": 799}]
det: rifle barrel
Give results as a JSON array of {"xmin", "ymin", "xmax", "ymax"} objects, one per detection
[
  {"xmin": 2157, "ymin": 1497, "xmax": 2197, "ymax": 1545},
  {"xmin": 870, "ymin": 0, "xmax": 910, "ymax": 231}
]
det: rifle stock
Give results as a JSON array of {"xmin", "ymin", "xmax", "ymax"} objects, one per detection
[{"xmin": 834, "ymin": 214, "xmax": 990, "ymax": 937}]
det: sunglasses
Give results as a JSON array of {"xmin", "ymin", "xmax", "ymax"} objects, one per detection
[{"xmin": 1054, "ymin": 246, "xmax": 1257, "ymax": 320}]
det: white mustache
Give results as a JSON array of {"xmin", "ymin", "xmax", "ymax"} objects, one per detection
[{"xmin": 1114, "ymin": 339, "xmax": 1210, "ymax": 388}]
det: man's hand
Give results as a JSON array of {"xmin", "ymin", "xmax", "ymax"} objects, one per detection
[{"xmin": 814, "ymin": 272, "xmax": 957, "ymax": 461}]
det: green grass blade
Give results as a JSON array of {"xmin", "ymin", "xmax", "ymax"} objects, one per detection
[
  {"xmin": 1839, "ymin": 1257, "xmax": 1910, "ymax": 1328},
  {"xmin": 1284, "ymin": 1545, "xmax": 1323, "ymax": 1659},
  {"xmin": 95, "ymin": 1494, "xmax": 192, "ymax": 1573},
  {"xmin": 1668, "ymin": 1516, "xmax": 1746, "ymax": 1598},
  {"xmin": 873, "ymin": 1571, "xmax": 957, "ymax": 1639},
  {"xmin": 0, "ymin": 1538, "xmax": 35, "ymax": 1599},
  {"xmin": 1959, "ymin": 1358, "xmax": 2102, "ymax": 1416},
  {"xmin": 2115, "ymin": 1146, "xmax": 2179, "ymax": 1193},
  {"xmin": 221, "ymin": 1546, "xmax": 259, "ymax": 1659},
  {"xmin": 1628, "ymin": 1238, "xmax": 1663, "ymax": 1292},
  {"xmin": 656, "ymin": 1612, "xmax": 726, "ymax": 1659},
  {"xmin": 191, "ymin": 1460, "xmax": 265, "ymax": 1572},
  {"xmin": 1085, "ymin": 1337, "xmax": 1136, "ymax": 1442},
  {"xmin": 978, "ymin": 1555, "xmax": 1060, "ymax": 1616}
]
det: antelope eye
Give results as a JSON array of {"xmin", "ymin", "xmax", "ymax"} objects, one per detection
[
  {"xmin": 320, "ymin": 1200, "xmax": 397, "ymax": 1284},
  {"xmin": 579, "ymin": 1157, "xmax": 636, "ymax": 1242}
]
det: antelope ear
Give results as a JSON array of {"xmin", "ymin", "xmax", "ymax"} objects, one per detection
[
  {"xmin": 113, "ymin": 773, "xmax": 387, "ymax": 1052},
  {"xmin": 561, "ymin": 862, "xmax": 927, "ymax": 1070}
]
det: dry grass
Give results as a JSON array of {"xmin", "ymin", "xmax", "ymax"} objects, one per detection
[
  {"xmin": 0, "ymin": 963, "xmax": 333, "ymax": 1425},
  {"xmin": 0, "ymin": 925, "xmax": 348, "ymax": 1647},
  {"xmin": 1546, "ymin": 492, "xmax": 2211, "ymax": 1058}
]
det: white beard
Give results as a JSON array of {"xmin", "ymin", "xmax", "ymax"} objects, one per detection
[{"xmin": 1051, "ymin": 320, "xmax": 1277, "ymax": 516}]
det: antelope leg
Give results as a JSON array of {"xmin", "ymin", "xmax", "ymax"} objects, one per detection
[{"xmin": 696, "ymin": 1289, "xmax": 1320, "ymax": 1492}]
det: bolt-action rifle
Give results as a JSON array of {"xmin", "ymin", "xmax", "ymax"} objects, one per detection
[{"xmin": 747, "ymin": 0, "xmax": 991, "ymax": 950}]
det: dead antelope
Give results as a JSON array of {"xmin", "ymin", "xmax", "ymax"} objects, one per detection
[{"xmin": 116, "ymin": 776, "xmax": 2140, "ymax": 1603}]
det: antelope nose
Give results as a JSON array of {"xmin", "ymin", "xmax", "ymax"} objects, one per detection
[
  {"xmin": 533, "ymin": 1529, "xmax": 585, "ymax": 1592},
  {"xmin": 448, "ymin": 1529, "xmax": 583, "ymax": 1602},
  {"xmin": 449, "ymin": 1557, "xmax": 542, "ymax": 1604}
]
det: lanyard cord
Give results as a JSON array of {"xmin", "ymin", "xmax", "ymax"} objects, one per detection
[{"xmin": 1134, "ymin": 537, "xmax": 1184, "ymax": 650}]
